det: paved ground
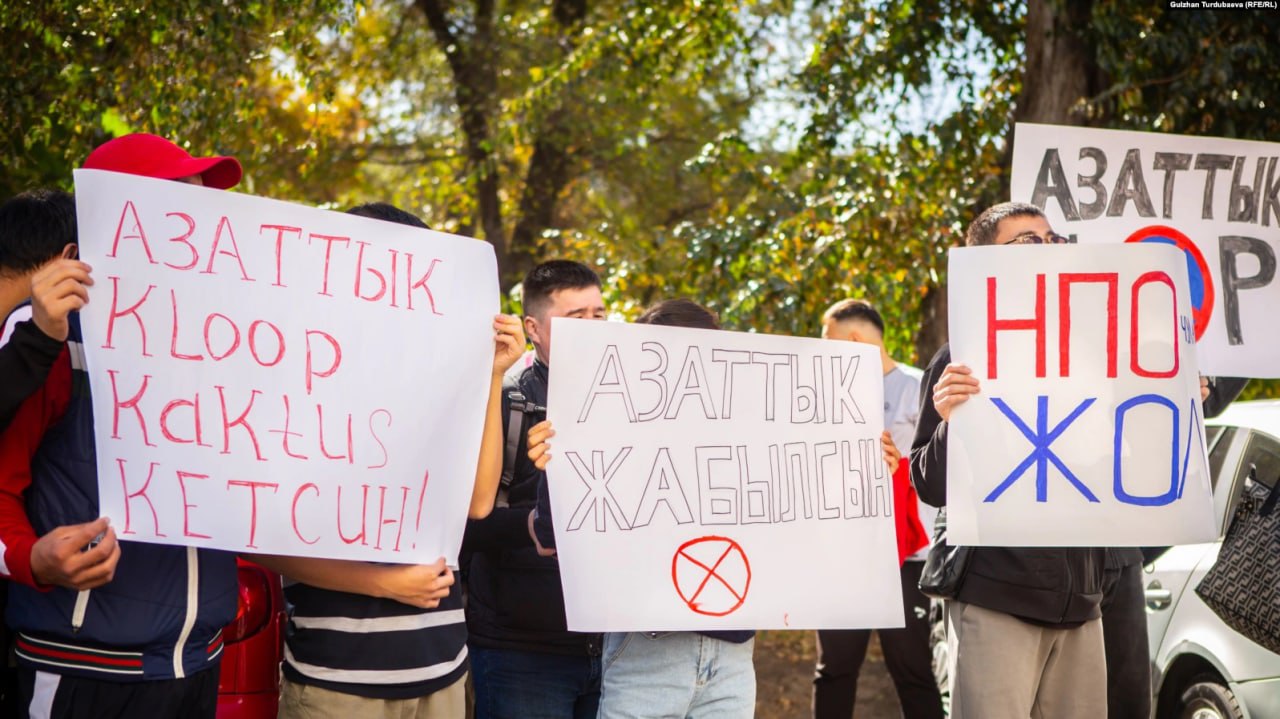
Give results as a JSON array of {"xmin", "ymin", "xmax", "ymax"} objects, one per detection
[{"xmin": 754, "ymin": 630, "xmax": 902, "ymax": 718}]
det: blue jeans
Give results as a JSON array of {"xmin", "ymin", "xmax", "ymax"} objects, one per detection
[
  {"xmin": 470, "ymin": 646, "xmax": 600, "ymax": 719},
  {"xmin": 600, "ymin": 632, "xmax": 755, "ymax": 719}
]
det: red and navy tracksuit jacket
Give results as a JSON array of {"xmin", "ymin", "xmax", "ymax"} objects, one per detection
[{"xmin": 0, "ymin": 315, "xmax": 237, "ymax": 681}]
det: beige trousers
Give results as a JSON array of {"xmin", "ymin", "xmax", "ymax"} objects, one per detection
[
  {"xmin": 947, "ymin": 602, "xmax": 1107, "ymax": 719},
  {"xmin": 278, "ymin": 672, "xmax": 467, "ymax": 719}
]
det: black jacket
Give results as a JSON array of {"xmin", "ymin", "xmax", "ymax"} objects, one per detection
[
  {"xmin": 910, "ymin": 344, "xmax": 1105, "ymax": 626},
  {"xmin": 461, "ymin": 359, "xmax": 602, "ymax": 656},
  {"xmin": 1, "ymin": 317, "xmax": 63, "ymax": 432}
]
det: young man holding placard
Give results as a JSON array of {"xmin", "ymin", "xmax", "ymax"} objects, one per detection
[
  {"xmin": 922, "ymin": 202, "xmax": 1243, "ymax": 719},
  {"xmin": 910, "ymin": 202, "xmax": 1110, "ymax": 719},
  {"xmin": 250, "ymin": 202, "xmax": 528, "ymax": 719},
  {"xmin": 814, "ymin": 299, "xmax": 942, "ymax": 719},
  {"xmin": 524, "ymin": 298, "xmax": 910, "ymax": 718},
  {"xmin": 462, "ymin": 259, "xmax": 607, "ymax": 719},
  {"xmin": 0, "ymin": 134, "xmax": 246, "ymax": 718},
  {"xmin": 525, "ymin": 298, "xmax": 759, "ymax": 719},
  {"xmin": 0, "ymin": 188, "xmax": 92, "ymax": 714}
]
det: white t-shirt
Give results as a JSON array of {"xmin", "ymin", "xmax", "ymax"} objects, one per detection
[{"xmin": 885, "ymin": 363, "xmax": 937, "ymax": 560}]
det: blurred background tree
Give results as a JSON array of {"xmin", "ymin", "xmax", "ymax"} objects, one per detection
[{"xmin": 3, "ymin": 0, "xmax": 1277, "ymax": 392}]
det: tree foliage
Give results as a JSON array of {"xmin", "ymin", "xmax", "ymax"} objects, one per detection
[
  {"xmin": 0, "ymin": 1, "xmax": 357, "ymax": 200},
  {"xmin": 3, "ymin": 0, "xmax": 1278, "ymax": 391}
]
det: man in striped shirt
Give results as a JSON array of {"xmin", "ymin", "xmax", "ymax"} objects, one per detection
[{"xmin": 253, "ymin": 202, "xmax": 527, "ymax": 719}]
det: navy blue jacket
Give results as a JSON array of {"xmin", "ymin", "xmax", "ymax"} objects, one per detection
[{"xmin": 3, "ymin": 315, "xmax": 237, "ymax": 681}]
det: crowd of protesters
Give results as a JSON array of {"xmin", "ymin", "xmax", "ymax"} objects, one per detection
[{"xmin": 0, "ymin": 133, "xmax": 1250, "ymax": 719}]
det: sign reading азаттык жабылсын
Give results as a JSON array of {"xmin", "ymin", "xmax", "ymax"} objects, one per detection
[
  {"xmin": 946, "ymin": 243, "xmax": 1216, "ymax": 547},
  {"xmin": 73, "ymin": 169, "xmax": 499, "ymax": 564},
  {"xmin": 545, "ymin": 319, "xmax": 903, "ymax": 631},
  {"xmin": 1011, "ymin": 123, "xmax": 1280, "ymax": 378}
]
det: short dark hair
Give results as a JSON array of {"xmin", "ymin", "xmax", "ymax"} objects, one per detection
[
  {"xmin": 966, "ymin": 201, "xmax": 1045, "ymax": 246},
  {"xmin": 0, "ymin": 189, "xmax": 77, "ymax": 277},
  {"xmin": 635, "ymin": 298, "xmax": 720, "ymax": 330},
  {"xmin": 823, "ymin": 298, "xmax": 884, "ymax": 335},
  {"xmin": 521, "ymin": 260, "xmax": 601, "ymax": 318},
  {"xmin": 346, "ymin": 202, "xmax": 430, "ymax": 230}
]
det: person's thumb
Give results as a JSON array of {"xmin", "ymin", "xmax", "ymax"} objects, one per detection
[{"xmin": 68, "ymin": 517, "xmax": 110, "ymax": 545}]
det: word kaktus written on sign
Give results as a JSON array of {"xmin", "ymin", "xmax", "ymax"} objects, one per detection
[
  {"xmin": 1011, "ymin": 123, "xmax": 1280, "ymax": 377},
  {"xmin": 74, "ymin": 170, "xmax": 499, "ymax": 564},
  {"xmin": 945, "ymin": 243, "xmax": 1216, "ymax": 547},
  {"xmin": 544, "ymin": 319, "xmax": 904, "ymax": 632}
]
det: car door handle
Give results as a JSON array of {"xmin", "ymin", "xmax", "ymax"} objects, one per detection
[{"xmin": 1145, "ymin": 581, "xmax": 1173, "ymax": 611}]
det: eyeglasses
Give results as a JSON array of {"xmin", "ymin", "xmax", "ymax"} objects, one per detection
[{"xmin": 1000, "ymin": 232, "xmax": 1073, "ymax": 245}]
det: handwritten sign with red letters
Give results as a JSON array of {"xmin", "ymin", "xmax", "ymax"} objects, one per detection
[{"xmin": 73, "ymin": 169, "xmax": 498, "ymax": 564}]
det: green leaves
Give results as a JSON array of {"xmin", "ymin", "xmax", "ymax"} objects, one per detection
[
  {"xmin": 1, "ymin": 0, "xmax": 351, "ymax": 198},
  {"xmin": 4, "ymin": 0, "xmax": 1277, "ymax": 384}
]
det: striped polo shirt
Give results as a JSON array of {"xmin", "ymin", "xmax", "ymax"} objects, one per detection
[{"xmin": 282, "ymin": 581, "xmax": 468, "ymax": 699}]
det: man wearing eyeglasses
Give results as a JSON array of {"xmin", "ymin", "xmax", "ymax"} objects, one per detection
[
  {"xmin": 909, "ymin": 202, "xmax": 1108, "ymax": 719},
  {"xmin": 916, "ymin": 202, "xmax": 1241, "ymax": 718}
]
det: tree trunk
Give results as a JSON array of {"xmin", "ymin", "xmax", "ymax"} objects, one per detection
[
  {"xmin": 506, "ymin": 0, "xmax": 588, "ymax": 286},
  {"xmin": 509, "ymin": 109, "xmax": 575, "ymax": 283},
  {"xmin": 914, "ymin": 282, "xmax": 949, "ymax": 366},
  {"xmin": 415, "ymin": 0, "xmax": 588, "ymax": 291},
  {"xmin": 913, "ymin": 0, "xmax": 1104, "ymax": 357},
  {"xmin": 1015, "ymin": 0, "xmax": 1104, "ymax": 127},
  {"xmin": 416, "ymin": 0, "xmax": 509, "ymax": 277}
]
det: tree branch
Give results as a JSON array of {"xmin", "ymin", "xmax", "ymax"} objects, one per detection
[
  {"xmin": 413, "ymin": 0, "xmax": 508, "ymax": 277},
  {"xmin": 415, "ymin": 0, "xmax": 457, "ymax": 53}
]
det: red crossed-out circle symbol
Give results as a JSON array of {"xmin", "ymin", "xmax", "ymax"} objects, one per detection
[{"xmin": 671, "ymin": 536, "xmax": 751, "ymax": 616}]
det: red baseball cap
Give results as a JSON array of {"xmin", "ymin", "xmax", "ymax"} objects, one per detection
[{"xmin": 82, "ymin": 133, "xmax": 242, "ymax": 189}]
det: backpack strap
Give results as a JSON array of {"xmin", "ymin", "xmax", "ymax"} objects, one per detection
[{"xmin": 497, "ymin": 390, "xmax": 529, "ymax": 509}]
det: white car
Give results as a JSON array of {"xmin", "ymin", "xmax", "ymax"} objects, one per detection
[{"xmin": 1145, "ymin": 399, "xmax": 1280, "ymax": 719}]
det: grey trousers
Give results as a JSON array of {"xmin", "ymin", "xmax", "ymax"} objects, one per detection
[{"xmin": 947, "ymin": 602, "xmax": 1107, "ymax": 719}]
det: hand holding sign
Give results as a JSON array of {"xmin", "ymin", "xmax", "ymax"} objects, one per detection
[
  {"xmin": 373, "ymin": 558, "xmax": 455, "ymax": 610},
  {"xmin": 491, "ymin": 314, "xmax": 526, "ymax": 376},
  {"xmin": 30, "ymin": 246, "xmax": 93, "ymax": 342},
  {"xmin": 527, "ymin": 420, "xmax": 555, "ymax": 470},
  {"xmin": 30, "ymin": 517, "xmax": 120, "ymax": 590},
  {"xmin": 932, "ymin": 364, "xmax": 980, "ymax": 422},
  {"xmin": 880, "ymin": 431, "xmax": 901, "ymax": 467}
]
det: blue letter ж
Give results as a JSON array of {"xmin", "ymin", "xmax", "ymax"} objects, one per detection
[{"xmin": 984, "ymin": 395, "xmax": 1098, "ymax": 503}]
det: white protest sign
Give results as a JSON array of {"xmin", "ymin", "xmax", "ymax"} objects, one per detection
[
  {"xmin": 545, "ymin": 318, "xmax": 903, "ymax": 631},
  {"xmin": 947, "ymin": 243, "xmax": 1217, "ymax": 546},
  {"xmin": 1011, "ymin": 122, "xmax": 1280, "ymax": 377},
  {"xmin": 74, "ymin": 169, "xmax": 498, "ymax": 564}
]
